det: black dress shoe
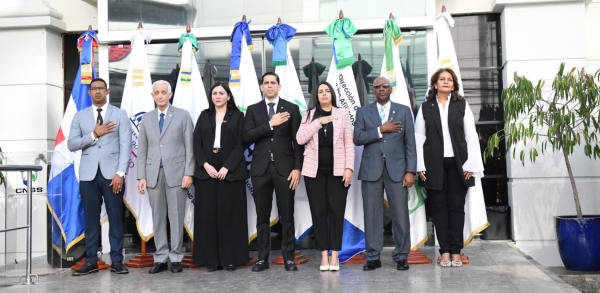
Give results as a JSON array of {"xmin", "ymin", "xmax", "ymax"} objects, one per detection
[
  {"xmin": 284, "ymin": 260, "xmax": 298, "ymax": 271},
  {"xmin": 252, "ymin": 259, "xmax": 269, "ymax": 272},
  {"xmin": 148, "ymin": 262, "xmax": 168, "ymax": 274},
  {"xmin": 397, "ymin": 259, "xmax": 409, "ymax": 270},
  {"xmin": 363, "ymin": 260, "xmax": 382, "ymax": 271},
  {"xmin": 171, "ymin": 262, "xmax": 183, "ymax": 273},
  {"xmin": 110, "ymin": 262, "xmax": 129, "ymax": 274},
  {"xmin": 225, "ymin": 264, "xmax": 236, "ymax": 271},
  {"xmin": 206, "ymin": 265, "xmax": 223, "ymax": 272},
  {"xmin": 72, "ymin": 262, "xmax": 99, "ymax": 276}
]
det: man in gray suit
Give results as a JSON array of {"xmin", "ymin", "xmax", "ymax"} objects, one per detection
[
  {"xmin": 137, "ymin": 80, "xmax": 195, "ymax": 274},
  {"xmin": 68, "ymin": 78, "xmax": 132, "ymax": 276},
  {"xmin": 354, "ymin": 76, "xmax": 416, "ymax": 271}
]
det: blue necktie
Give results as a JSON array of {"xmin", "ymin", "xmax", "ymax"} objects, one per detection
[
  {"xmin": 268, "ymin": 102, "xmax": 275, "ymax": 119},
  {"xmin": 159, "ymin": 113, "xmax": 164, "ymax": 167},
  {"xmin": 379, "ymin": 105, "xmax": 386, "ymax": 124},
  {"xmin": 159, "ymin": 113, "xmax": 165, "ymax": 133}
]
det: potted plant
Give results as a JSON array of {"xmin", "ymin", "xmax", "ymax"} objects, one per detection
[{"xmin": 485, "ymin": 63, "xmax": 600, "ymax": 271}]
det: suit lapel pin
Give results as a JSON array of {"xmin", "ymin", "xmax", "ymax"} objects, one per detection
[
  {"xmin": 169, "ymin": 114, "xmax": 172, "ymax": 117},
  {"xmin": 392, "ymin": 111, "xmax": 395, "ymax": 114},
  {"xmin": 431, "ymin": 104, "xmax": 434, "ymax": 107}
]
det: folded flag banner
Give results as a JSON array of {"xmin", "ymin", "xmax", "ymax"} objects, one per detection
[
  {"xmin": 120, "ymin": 28, "xmax": 155, "ymax": 241},
  {"xmin": 325, "ymin": 16, "xmax": 365, "ymax": 263},
  {"xmin": 229, "ymin": 19, "xmax": 279, "ymax": 242},
  {"xmin": 47, "ymin": 29, "xmax": 98, "ymax": 252},
  {"xmin": 266, "ymin": 22, "xmax": 312, "ymax": 243},
  {"xmin": 434, "ymin": 10, "xmax": 489, "ymax": 244},
  {"xmin": 379, "ymin": 18, "xmax": 428, "ymax": 250},
  {"xmin": 172, "ymin": 31, "xmax": 210, "ymax": 241}
]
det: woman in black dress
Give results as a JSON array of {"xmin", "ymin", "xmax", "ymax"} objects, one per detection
[{"xmin": 193, "ymin": 82, "xmax": 249, "ymax": 271}]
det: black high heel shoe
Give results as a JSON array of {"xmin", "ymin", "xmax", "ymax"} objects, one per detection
[{"xmin": 225, "ymin": 264, "xmax": 236, "ymax": 271}]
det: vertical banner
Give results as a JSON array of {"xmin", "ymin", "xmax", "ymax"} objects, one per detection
[
  {"xmin": 379, "ymin": 18, "xmax": 428, "ymax": 250},
  {"xmin": 120, "ymin": 29, "xmax": 155, "ymax": 242},
  {"xmin": 172, "ymin": 32, "xmax": 210, "ymax": 241},
  {"xmin": 47, "ymin": 30, "xmax": 98, "ymax": 252},
  {"xmin": 266, "ymin": 22, "xmax": 312, "ymax": 242},
  {"xmin": 325, "ymin": 16, "xmax": 365, "ymax": 263},
  {"xmin": 229, "ymin": 20, "xmax": 279, "ymax": 242}
]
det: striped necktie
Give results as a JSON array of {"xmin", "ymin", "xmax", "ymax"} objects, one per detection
[{"xmin": 379, "ymin": 105, "xmax": 386, "ymax": 124}]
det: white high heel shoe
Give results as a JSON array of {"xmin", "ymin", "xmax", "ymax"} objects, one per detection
[{"xmin": 320, "ymin": 265, "xmax": 330, "ymax": 271}]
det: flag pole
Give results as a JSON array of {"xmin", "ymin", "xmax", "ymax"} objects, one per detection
[
  {"xmin": 121, "ymin": 21, "xmax": 159, "ymax": 268},
  {"xmin": 69, "ymin": 25, "xmax": 111, "ymax": 272}
]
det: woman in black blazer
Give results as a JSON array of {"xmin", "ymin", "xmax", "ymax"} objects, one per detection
[
  {"xmin": 192, "ymin": 82, "xmax": 249, "ymax": 271},
  {"xmin": 415, "ymin": 68, "xmax": 484, "ymax": 267}
]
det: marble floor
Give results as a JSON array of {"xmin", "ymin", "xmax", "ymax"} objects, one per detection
[{"xmin": 0, "ymin": 241, "xmax": 579, "ymax": 293}]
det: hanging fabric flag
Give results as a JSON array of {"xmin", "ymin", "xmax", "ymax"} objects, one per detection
[
  {"xmin": 434, "ymin": 11, "xmax": 464, "ymax": 97},
  {"xmin": 266, "ymin": 22, "xmax": 312, "ymax": 243},
  {"xmin": 172, "ymin": 31, "xmax": 210, "ymax": 241},
  {"xmin": 229, "ymin": 18, "xmax": 280, "ymax": 242},
  {"xmin": 47, "ymin": 29, "xmax": 98, "ymax": 253},
  {"xmin": 120, "ymin": 28, "xmax": 155, "ymax": 242},
  {"xmin": 379, "ymin": 17, "xmax": 428, "ymax": 250},
  {"xmin": 434, "ymin": 10, "xmax": 489, "ymax": 245},
  {"xmin": 325, "ymin": 15, "xmax": 365, "ymax": 263}
]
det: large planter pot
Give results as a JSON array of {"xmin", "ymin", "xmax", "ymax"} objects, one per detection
[{"xmin": 555, "ymin": 215, "xmax": 600, "ymax": 271}]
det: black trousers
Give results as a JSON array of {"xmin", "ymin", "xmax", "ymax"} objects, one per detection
[
  {"xmin": 193, "ymin": 152, "xmax": 249, "ymax": 266},
  {"xmin": 79, "ymin": 167, "xmax": 124, "ymax": 264},
  {"xmin": 304, "ymin": 172, "xmax": 348, "ymax": 251},
  {"xmin": 426, "ymin": 157, "xmax": 468, "ymax": 255},
  {"xmin": 251, "ymin": 162, "xmax": 296, "ymax": 261}
]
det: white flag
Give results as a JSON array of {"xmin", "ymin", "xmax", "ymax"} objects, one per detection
[
  {"xmin": 229, "ymin": 32, "xmax": 279, "ymax": 242},
  {"xmin": 434, "ymin": 12, "xmax": 464, "ymax": 97},
  {"xmin": 120, "ymin": 29, "xmax": 155, "ymax": 241},
  {"xmin": 274, "ymin": 46, "xmax": 312, "ymax": 241},
  {"xmin": 435, "ymin": 11, "xmax": 489, "ymax": 245},
  {"xmin": 380, "ymin": 38, "xmax": 429, "ymax": 250},
  {"xmin": 326, "ymin": 57, "xmax": 366, "ymax": 262},
  {"xmin": 172, "ymin": 35, "xmax": 210, "ymax": 241}
]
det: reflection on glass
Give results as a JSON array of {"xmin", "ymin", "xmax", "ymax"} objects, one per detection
[{"xmin": 108, "ymin": 0, "xmax": 426, "ymax": 31}]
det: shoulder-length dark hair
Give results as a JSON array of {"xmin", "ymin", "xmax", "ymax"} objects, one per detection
[
  {"xmin": 305, "ymin": 81, "xmax": 338, "ymax": 122},
  {"xmin": 208, "ymin": 82, "xmax": 238, "ymax": 112},
  {"xmin": 426, "ymin": 68, "xmax": 462, "ymax": 102}
]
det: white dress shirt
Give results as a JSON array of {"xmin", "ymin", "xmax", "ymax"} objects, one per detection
[
  {"xmin": 376, "ymin": 101, "xmax": 391, "ymax": 138},
  {"xmin": 158, "ymin": 105, "xmax": 169, "ymax": 122},
  {"xmin": 437, "ymin": 97, "xmax": 455, "ymax": 157},
  {"xmin": 265, "ymin": 97, "xmax": 279, "ymax": 130},
  {"xmin": 213, "ymin": 122, "xmax": 222, "ymax": 148}
]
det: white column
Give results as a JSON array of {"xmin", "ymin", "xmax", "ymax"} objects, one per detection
[
  {"xmin": 496, "ymin": 0, "xmax": 599, "ymax": 266},
  {"xmin": 0, "ymin": 0, "xmax": 66, "ymax": 261}
]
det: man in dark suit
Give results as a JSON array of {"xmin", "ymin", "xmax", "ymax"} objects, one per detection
[
  {"xmin": 354, "ymin": 76, "xmax": 417, "ymax": 271},
  {"xmin": 68, "ymin": 78, "xmax": 132, "ymax": 276},
  {"xmin": 243, "ymin": 72, "xmax": 304, "ymax": 272}
]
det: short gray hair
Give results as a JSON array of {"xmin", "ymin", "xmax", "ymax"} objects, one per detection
[{"xmin": 152, "ymin": 80, "xmax": 172, "ymax": 93}]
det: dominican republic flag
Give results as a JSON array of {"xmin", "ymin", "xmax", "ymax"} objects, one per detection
[
  {"xmin": 434, "ymin": 10, "xmax": 489, "ymax": 245},
  {"xmin": 228, "ymin": 20, "xmax": 279, "ymax": 242},
  {"xmin": 325, "ymin": 17, "xmax": 365, "ymax": 263},
  {"xmin": 379, "ymin": 18, "xmax": 428, "ymax": 250},
  {"xmin": 172, "ymin": 31, "xmax": 210, "ymax": 241},
  {"xmin": 265, "ymin": 22, "xmax": 312, "ymax": 243},
  {"xmin": 120, "ymin": 29, "xmax": 155, "ymax": 242},
  {"xmin": 47, "ymin": 29, "xmax": 98, "ymax": 252}
]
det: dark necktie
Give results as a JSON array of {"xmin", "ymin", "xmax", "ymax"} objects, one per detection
[
  {"xmin": 159, "ymin": 113, "xmax": 165, "ymax": 133},
  {"xmin": 97, "ymin": 109, "xmax": 103, "ymax": 125},
  {"xmin": 268, "ymin": 102, "xmax": 275, "ymax": 119}
]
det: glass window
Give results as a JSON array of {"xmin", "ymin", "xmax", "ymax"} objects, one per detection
[{"xmin": 107, "ymin": 0, "xmax": 426, "ymax": 31}]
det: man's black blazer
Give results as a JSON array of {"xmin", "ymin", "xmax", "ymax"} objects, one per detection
[
  {"xmin": 243, "ymin": 98, "xmax": 303, "ymax": 177},
  {"xmin": 193, "ymin": 108, "xmax": 249, "ymax": 181}
]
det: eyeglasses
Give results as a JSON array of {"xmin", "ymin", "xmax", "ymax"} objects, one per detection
[
  {"xmin": 373, "ymin": 84, "xmax": 390, "ymax": 89},
  {"xmin": 90, "ymin": 87, "xmax": 107, "ymax": 91}
]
